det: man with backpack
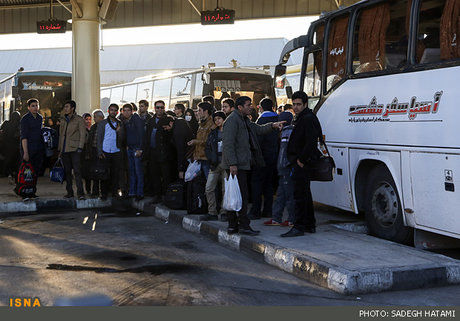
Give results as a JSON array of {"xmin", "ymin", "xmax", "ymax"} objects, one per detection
[
  {"xmin": 58, "ymin": 100, "xmax": 87, "ymax": 200},
  {"xmin": 264, "ymin": 111, "xmax": 295, "ymax": 227},
  {"xmin": 18, "ymin": 98, "xmax": 45, "ymax": 199}
]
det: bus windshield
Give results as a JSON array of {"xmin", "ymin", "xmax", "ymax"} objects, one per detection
[
  {"xmin": 16, "ymin": 75, "xmax": 71, "ymax": 119},
  {"xmin": 206, "ymin": 72, "xmax": 275, "ymax": 108}
]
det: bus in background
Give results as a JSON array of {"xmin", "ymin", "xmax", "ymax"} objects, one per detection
[
  {"xmin": 0, "ymin": 70, "xmax": 71, "ymax": 123},
  {"xmin": 100, "ymin": 62, "xmax": 275, "ymax": 112},
  {"xmin": 275, "ymin": 0, "xmax": 460, "ymax": 248}
]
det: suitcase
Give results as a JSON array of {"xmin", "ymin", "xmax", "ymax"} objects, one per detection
[
  {"xmin": 164, "ymin": 181, "xmax": 186, "ymax": 210},
  {"xmin": 186, "ymin": 173, "xmax": 208, "ymax": 214}
]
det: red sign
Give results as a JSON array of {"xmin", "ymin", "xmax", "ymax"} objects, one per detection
[
  {"xmin": 201, "ymin": 9, "xmax": 235, "ymax": 25},
  {"xmin": 37, "ymin": 20, "xmax": 67, "ymax": 34}
]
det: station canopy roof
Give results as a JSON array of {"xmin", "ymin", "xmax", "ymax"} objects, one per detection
[{"xmin": 0, "ymin": 0, "xmax": 362, "ymax": 34}]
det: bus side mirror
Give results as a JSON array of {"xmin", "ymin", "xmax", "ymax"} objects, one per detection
[
  {"xmin": 12, "ymin": 86, "xmax": 19, "ymax": 98},
  {"xmin": 286, "ymin": 86, "xmax": 293, "ymax": 99},
  {"xmin": 274, "ymin": 64, "xmax": 287, "ymax": 89}
]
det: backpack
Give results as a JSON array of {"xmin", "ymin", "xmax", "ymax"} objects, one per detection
[
  {"xmin": 42, "ymin": 127, "xmax": 58, "ymax": 157},
  {"xmin": 15, "ymin": 161, "xmax": 37, "ymax": 197},
  {"xmin": 277, "ymin": 125, "xmax": 294, "ymax": 172}
]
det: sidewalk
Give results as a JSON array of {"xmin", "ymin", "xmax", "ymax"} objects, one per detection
[
  {"xmin": 131, "ymin": 200, "xmax": 460, "ymax": 295},
  {"xmin": 0, "ymin": 176, "xmax": 111, "ymax": 213}
]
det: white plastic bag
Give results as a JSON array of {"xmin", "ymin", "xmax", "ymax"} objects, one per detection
[
  {"xmin": 184, "ymin": 160, "xmax": 201, "ymax": 182},
  {"xmin": 222, "ymin": 174, "xmax": 242, "ymax": 212}
]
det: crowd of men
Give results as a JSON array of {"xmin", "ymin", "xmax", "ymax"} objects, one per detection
[{"xmin": 9, "ymin": 90, "xmax": 323, "ymax": 238}]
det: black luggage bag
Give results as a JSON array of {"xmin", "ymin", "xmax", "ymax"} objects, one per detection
[{"xmin": 164, "ymin": 181, "xmax": 186, "ymax": 210}]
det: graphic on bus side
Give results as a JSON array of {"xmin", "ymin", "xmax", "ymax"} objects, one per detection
[{"xmin": 348, "ymin": 91, "xmax": 443, "ymax": 122}]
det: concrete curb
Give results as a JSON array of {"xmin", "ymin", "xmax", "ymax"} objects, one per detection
[
  {"xmin": 132, "ymin": 202, "xmax": 460, "ymax": 295},
  {"xmin": 0, "ymin": 197, "xmax": 113, "ymax": 214}
]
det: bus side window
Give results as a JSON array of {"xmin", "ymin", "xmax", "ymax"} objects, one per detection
[
  {"xmin": 440, "ymin": 0, "xmax": 460, "ymax": 61},
  {"xmin": 152, "ymin": 78, "xmax": 172, "ymax": 108},
  {"xmin": 100, "ymin": 88, "xmax": 111, "ymax": 111},
  {"xmin": 192, "ymin": 73, "xmax": 204, "ymax": 109},
  {"xmin": 304, "ymin": 51, "xmax": 322, "ymax": 109},
  {"xmin": 418, "ymin": 0, "xmax": 459, "ymax": 64},
  {"xmin": 326, "ymin": 14, "xmax": 349, "ymax": 92},
  {"xmin": 137, "ymin": 81, "xmax": 153, "ymax": 109},
  {"xmin": 353, "ymin": 1, "xmax": 409, "ymax": 74}
]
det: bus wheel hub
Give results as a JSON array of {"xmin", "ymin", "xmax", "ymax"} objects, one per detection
[{"xmin": 371, "ymin": 183, "xmax": 398, "ymax": 227}]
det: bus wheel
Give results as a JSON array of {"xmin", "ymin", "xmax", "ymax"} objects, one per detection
[{"xmin": 364, "ymin": 166, "xmax": 413, "ymax": 245}]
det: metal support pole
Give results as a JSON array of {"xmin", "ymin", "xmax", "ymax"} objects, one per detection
[
  {"xmin": 50, "ymin": 0, "xmax": 54, "ymax": 19},
  {"xmin": 187, "ymin": 0, "xmax": 201, "ymax": 15},
  {"xmin": 56, "ymin": 0, "xmax": 73, "ymax": 14}
]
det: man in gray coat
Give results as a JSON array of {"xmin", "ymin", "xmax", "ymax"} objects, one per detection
[{"xmin": 222, "ymin": 96, "xmax": 284, "ymax": 235}]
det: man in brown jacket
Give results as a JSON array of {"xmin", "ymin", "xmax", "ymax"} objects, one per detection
[
  {"xmin": 58, "ymin": 100, "xmax": 87, "ymax": 199},
  {"xmin": 187, "ymin": 101, "xmax": 215, "ymax": 178}
]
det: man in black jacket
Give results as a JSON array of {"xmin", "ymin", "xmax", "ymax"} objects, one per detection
[
  {"xmin": 158, "ymin": 115, "xmax": 193, "ymax": 180},
  {"xmin": 146, "ymin": 100, "xmax": 171, "ymax": 202},
  {"xmin": 282, "ymin": 91, "xmax": 322, "ymax": 237}
]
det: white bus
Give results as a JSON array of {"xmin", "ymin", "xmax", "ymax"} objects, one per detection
[
  {"xmin": 100, "ymin": 63, "xmax": 275, "ymax": 112},
  {"xmin": 275, "ymin": 0, "xmax": 460, "ymax": 247}
]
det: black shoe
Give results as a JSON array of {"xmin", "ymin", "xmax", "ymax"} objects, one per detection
[
  {"xmin": 100, "ymin": 195, "xmax": 108, "ymax": 201},
  {"xmin": 78, "ymin": 195, "xmax": 85, "ymax": 200},
  {"xmin": 305, "ymin": 226, "xmax": 316, "ymax": 234},
  {"xmin": 30, "ymin": 194, "xmax": 39, "ymax": 199},
  {"xmin": 239, "ymin": 227, "xmax": 260, "ymax": 236},
  {"xmin": 135, "ymin": 196, "xmax": 144, "ymax": 202},
  {"xmin": 281, "ymin": 227, "xmax": 305, "ymax": 238},
  {"xmin": 227, "ymin": 227, "xmax": 239, "ymax": 235},
  {"xmin": 202, "ymin": 214, "xmax": 218, "ymax": 221},
  {"xmin": 64, "ymin": 194, "xmax": 74, "ymax": 199}
]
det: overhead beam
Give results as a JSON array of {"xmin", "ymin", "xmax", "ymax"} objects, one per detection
[{"xmin": 70, "ymin": 0, "xmax": 82, "ymax": 18}]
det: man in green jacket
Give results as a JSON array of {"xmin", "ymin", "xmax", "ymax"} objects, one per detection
[{"xmin": 222, "ymin": 96, "xmax": 284, "ymax": 235}]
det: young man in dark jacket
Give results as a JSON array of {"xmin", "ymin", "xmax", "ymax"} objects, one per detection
[
  {"xmin": 205, "ymin": 111, "xmax": 227, "ymax": 219},
  {"xmin": 264, "ymin": 111, "xmax": 295, "ymax": 227},
  {"xmin": 122, "ymin": 103, "xmax": 145, "ymax": 200},
  {"xmin": 282, "ymin": 91, "xmax": 322, "ymax": 237},
  {"xmin": 19, "ymin": 98, "xmax": 46, "ymax": 198},
  {"xmin": 96, "ymin": 103, "xmax": 126, "ymax": 200},
  {"xmin": 249, "ymin": 98, "xmax": 279, "ymax": 219},
  {"xmin": 85, "ymin": 109, "xmax": 104, "ymax": 197},
  {"xmin": 146, "ymin": 100, "xmax": 172, "ymax": 201},
  {"xmin": 222, "ymin": 96, "xmax": 285, "ymax": 236}
]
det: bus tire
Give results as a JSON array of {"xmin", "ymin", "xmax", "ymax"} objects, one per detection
[{"xmin": 364, "ymin": 165, "xmax": 413, "ymax": 245}]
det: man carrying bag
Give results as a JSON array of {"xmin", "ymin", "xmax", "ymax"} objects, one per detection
[{"xmin": 282, "ymin": 91, "xmax": 326, "ymax": 237}]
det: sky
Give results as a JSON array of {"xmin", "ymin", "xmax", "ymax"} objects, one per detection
[{"xmin": 0, "ymin": 16, "xmax": 318, "ymax": 50}]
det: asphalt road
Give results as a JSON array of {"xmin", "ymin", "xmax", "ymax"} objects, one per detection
[{"xmin": 0, "ymin": 209, "xmax": 459, "ymax": 306}]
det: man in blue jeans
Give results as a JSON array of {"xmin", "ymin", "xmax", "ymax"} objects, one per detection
[{"xmin": 122, "ymin": 103, "xmax": 144, "ymax": 201}]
